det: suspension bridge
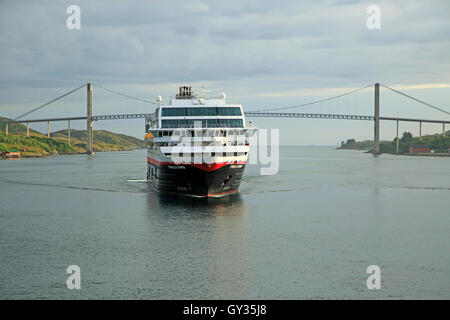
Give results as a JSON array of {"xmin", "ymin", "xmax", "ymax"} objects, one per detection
[{"xmin": 1, "ymin": 83, "xmax": 449, "ymax": 155}]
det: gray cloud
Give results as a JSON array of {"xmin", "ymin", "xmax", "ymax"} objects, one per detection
[
  {"xmin": 1, "ymin": 0, "xmax": 449, "ymax": 90},
  {"xmin": 0, "ymin": 0, "xmax": 449, "ymax": 144}
]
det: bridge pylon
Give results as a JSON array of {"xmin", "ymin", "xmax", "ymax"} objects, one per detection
[
  {"xmin": 87, "ymin": 83, "xmax": 94, "ymax": 154},
  {"xmin": 374, "ymin": 83, "xmax": 380, "ymax": 155}
]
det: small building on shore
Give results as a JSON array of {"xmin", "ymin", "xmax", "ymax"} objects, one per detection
[
  {"xmin": 409, "ymin": 144, "xmax": 431, "ymax": 154},
  {"xmin": 1, "ymin": 149, "xmax": 21, "ymax": 159}
]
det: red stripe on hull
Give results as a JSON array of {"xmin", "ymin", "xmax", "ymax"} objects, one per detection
[
  {"xmin": 147, "ymin": 157, "xmax": 171, "ymax": 165},
  {"xmin": 147, "ymin": 157, "xmax": 246, "ymax": 172},
  {"xmin": 188, "ymin": 163, "xmax": 228, "ymax": 172}
]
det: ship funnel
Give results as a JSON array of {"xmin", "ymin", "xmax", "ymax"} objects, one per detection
[{"xmin": 176, "ymin": 85, "xmax": 193, "ymax": 99}]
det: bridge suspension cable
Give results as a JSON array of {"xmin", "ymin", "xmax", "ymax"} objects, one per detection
[
  {"xmin": 13, "ymin": 83, "xmax": 86, "ymax": 121},
  {"xmin": 251, "ymin": 83, "xmax": 374, "ymax": 112},
  {"xmin": 94, "ymin": 84, "xmax": 159, "ymax": 105},
  {"xmin": 380, "ymin": 83, "xmax": 450, "ymax": 116}
]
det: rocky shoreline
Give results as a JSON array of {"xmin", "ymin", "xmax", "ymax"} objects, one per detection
[{"xmin": 337, "ymin": 147, "xmax": 450, "ymax": 157}]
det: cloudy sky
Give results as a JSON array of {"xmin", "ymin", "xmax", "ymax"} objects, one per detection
[{"xmin": 1, "ymin": 0, "xmax": 449, "ymax": 144}]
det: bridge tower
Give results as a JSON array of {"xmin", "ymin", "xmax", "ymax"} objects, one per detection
[
  {"xmin": 87, "ymin": 83, "xmax": 94, "ymax": 154},
  {"xmin": 374, "ymin": 83, "xmax": 380, "ymax": 154}
]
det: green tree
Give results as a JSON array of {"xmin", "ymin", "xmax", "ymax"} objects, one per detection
[
  {"xmin": 346, "ymin": 139, "xmax": 356, "ymax": 147},
  {"xmin": 400, "ymin": 132, "xmax": 413, "ymax": 143}
]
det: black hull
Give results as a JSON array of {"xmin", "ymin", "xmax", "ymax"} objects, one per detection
[{"xmin": 147, "ymin": 161, "xmax": 246, "ymax": 197}]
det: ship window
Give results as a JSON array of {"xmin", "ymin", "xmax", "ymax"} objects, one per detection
[
  {"xmin": 162, "ymin": 107, "xmax": 242, "ymax": 117},
  {"xmin": 162, "ymin": 118, "xmax": 243, "ymax": 128},
  {"xmin": 206, "ymin": 119, "xmax": 219, "ymax": 127},
  {"xmin": 161, "ymin": 107, "xmax": 186, "ymax": 116},
  {"xmin": 218, "ymin": 107, "xmax": 242, "ymax": 116},
  {"xmin": 186, "ymin": 107, "xmax": 217, "ymax": 116},
  {"xmin": 162, "ymin": 120, "xmax": 187, "ymax": 128},
  {"xmin": 218, "ymin": 119, "xmax": 243, "ymax": 127},
  {"xmin": 186, "ymin": 108, "xmax": 200, "ymax": 116}
]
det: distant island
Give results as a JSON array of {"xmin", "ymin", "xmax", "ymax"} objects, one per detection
[
  {"xmin": 339, "ymin": 130, "xmax": 450, "ymax": 155},
  {"xmin": 1, "ymin": 117, "xmax": 144, "ymax": 158}
]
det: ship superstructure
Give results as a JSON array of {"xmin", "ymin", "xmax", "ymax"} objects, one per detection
[{"xmin": 145, "ymin": 86, "xmax": 257, "ymax": 197}]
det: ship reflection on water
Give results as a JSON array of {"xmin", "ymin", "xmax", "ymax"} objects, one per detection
[
  {"xmin": 144, "ymin": 192, "xmax": 252, "ymax": 299},
  {"xmin": 146, "ymin": 192, "xmax": 248, "ymax": 217}
]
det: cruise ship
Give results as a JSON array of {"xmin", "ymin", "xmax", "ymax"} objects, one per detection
[{"xmin": 145, "ymin": 86, "xmax": 257, "ymax": 197}]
